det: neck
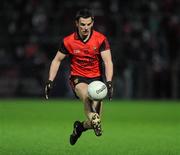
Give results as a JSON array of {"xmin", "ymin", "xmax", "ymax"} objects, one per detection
[{"xmin": 78, "ymin": 30, "xmax": 92, "ymax": 42}]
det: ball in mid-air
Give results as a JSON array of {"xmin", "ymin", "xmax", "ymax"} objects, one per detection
[{"xmin": 88, "ymin": 81, "xmax": 107, "ymax": 100}]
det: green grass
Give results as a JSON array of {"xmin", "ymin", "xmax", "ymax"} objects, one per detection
[{"xmin": 1, "ymin": 99, "xmax": 180, "ymax": 155}]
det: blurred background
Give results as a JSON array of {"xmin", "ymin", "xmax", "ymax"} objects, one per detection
[{"xmin": 0, "ymin": 0, "xmax": 179, "ymax": 99}]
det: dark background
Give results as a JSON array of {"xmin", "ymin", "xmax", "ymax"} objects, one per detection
[{"xmin": 0, "ymin": 0, "xmax": 179, "ymax": 99}]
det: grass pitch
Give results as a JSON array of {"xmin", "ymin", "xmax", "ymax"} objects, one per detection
[{"xmin": 0, "ymin": 99, "xmax": 180, "ymax": 155}]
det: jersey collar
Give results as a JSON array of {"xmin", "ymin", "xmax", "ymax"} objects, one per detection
[{"xmin": 74, "ymin": 29, "xmax": 93, "ymax": 43}]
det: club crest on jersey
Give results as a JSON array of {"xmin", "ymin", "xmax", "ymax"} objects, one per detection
[
  {"xmin": 93, "ymin": 46, "xmax": 99, "ymax": 54},
  {"xmin": 93, "ymin": 46, "xmax": 98, "ymax": 53}
]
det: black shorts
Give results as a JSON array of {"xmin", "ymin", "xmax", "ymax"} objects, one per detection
[{"xmin": 69, "ymin": 75, "xmax": 103, "ymax": 98}]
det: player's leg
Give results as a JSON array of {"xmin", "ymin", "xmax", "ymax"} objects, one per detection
[
  {"xmin": 75, "ymin": 83, "xmax": 102, "ymax": 136},
  {"xmin": 70, "ymin": 82, "xmax": 92, "ymax": 145},
  {"xmin": 92, "ymin": 100, "xmax": 103, "ymax": 117},
  {"xmin": 91, "ymin": 100, "xmax": 103, "ymax": 136},
  {"xmin": 70, "ymin": 120, "xmax": 86, "ymax": 145},
  {"xmin": 82, "ymin": 100, "xmax": 101, "ymax": 130},
  {"xmin": 69, "ymin": 80, "xmax": 103, "ymax": 145},
  {"xmin": 75, "ymin": 83, "xmax": 95, "ymax": 126}
]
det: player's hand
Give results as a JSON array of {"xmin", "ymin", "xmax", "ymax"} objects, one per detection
[
  {"xmin": 45, "ymin": 80, "xmax": 53, "ymax": 99},
  {"xmin": 106, "ymin": 81, "xmax": 113, "ymax": 101}
]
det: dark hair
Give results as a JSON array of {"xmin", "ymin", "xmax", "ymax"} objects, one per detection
[{"xmin": 75, "ymin": 8, "xmax": 94, "ymax": 21}]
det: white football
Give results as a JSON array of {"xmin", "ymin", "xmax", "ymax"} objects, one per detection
[{"xmin": 88, "ymin": 81, "xmax": 107, "ymax": 100}]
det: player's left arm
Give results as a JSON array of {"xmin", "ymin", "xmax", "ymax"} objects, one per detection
[
  {"xmin": 101, "ymin": 49, "xmax": 113, "ymax": 82},
  {"xmin": 101, "ymin": 49, "xmax": 114, "ymax": 100}
]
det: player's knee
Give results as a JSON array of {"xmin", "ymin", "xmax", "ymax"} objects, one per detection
[
  {"xmin": 75, "ymin": 85, "xmax": 88, "ymax": 99},
  {"xmin": 75, "ymin": 89, "xmax": 88, "ymax": 102}
]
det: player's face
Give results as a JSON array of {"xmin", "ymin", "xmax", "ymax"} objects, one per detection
[{"xmin": 76, "ymin": 17, "xmax": 94, "ymax": 37}]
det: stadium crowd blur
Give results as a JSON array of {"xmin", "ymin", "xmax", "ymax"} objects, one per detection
[{"xmin": 0, "ymin": 0, "xmax": 179, "ymax": 99}]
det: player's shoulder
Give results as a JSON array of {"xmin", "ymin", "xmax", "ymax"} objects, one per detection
[
  {"xmin": 63, "ymin": 32, "xmax": 75, "ymax": 43},
  {"xmin": 93, "ymin": 30, "xmax": 106, "ymax": 39}
]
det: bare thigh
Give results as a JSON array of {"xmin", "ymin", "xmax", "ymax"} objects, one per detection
[{"xmin": 75, "ymin": 83, "xmax": 92, "ymax": 118}]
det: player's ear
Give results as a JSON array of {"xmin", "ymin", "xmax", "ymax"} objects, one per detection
[
  {"xmin": 91, "ymin": 19, "xmax": 94, "ymax": 27},
  {"xmin": 91, "ymin": 20, "xmax": 94, "ymax": 25}
]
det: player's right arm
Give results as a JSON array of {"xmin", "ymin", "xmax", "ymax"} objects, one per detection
[
  {"xmin": 48, "ymin": 51, "xmax": 66, "ymax": 81},
  {"xmin": 45, "ymin": 51, "xmax": 66, "ymax": 99}
]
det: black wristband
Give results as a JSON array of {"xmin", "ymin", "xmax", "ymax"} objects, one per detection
[
  {"xmin": 46, "ymin": 80, "xmax": 53, "ymax": 88},
  {"xmin": 47, "ymin": 80, "xmax": 53, "ymax": 84},
  {"xmin": 106, "ymin": 81, "xmax": 112, "ymax": 88}
]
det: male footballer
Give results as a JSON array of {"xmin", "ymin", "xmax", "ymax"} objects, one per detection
[{"xmin": 45, "ymin": 8, "xmax": 113, "ymax": 145}]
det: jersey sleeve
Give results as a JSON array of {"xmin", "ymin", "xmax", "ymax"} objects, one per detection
[
  {"xmin": 59, "ymin": 41, "xmax": 69, "ymax": 54},
  {"xmin": 99, "ymin": 38, "xmax": 110, "ymax": 52}
]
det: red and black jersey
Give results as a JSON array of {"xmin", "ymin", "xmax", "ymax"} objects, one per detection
[{"xmin": 59, "ymin": 30, "xmax": 110, "ymax": 78}]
